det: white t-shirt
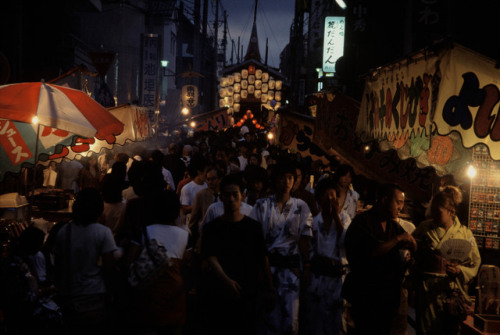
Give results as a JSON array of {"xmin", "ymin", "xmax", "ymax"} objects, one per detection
[
  {"xmin": 145, "ymin": 224, "xmax": 189, "ymax": 259},
  {"xmin": 162, "ymin": 167, "xmax": 176, "ymax": 191},
  {"xmin": 56, "ymin": 222, "xmax": 117, "ymax": 296},
  {"xmin": 180, "ymin": 181, "xmax": 207, "ymax": 206}
]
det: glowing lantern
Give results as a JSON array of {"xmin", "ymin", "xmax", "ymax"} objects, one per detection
[
  {"xmin": 219, "ymin": 88, "xmax": 226, "ymax": 97},
  {"xmin": 227, "ymin": 87, "xmax": 234, "ymax": 96},
  {"xmin": 219, "ymin": 99, "xmax": 225, "ymax": 108},
  {"xmin": 234, "ymin": 72, "xmax": 241, "ymax": 82},
  {"xmin": 234, "ymin": 103, "xmax": 240, "ymax": 112},
  {"xmin": 234, "ymin": 83, "xmax": 241, "ymax": 93},
  {"xmin": 248, "ymin": 64, "xmax": 256, "ymax": 75},
  {"xmin": 248, "ymin": 85, "xmax": 255, "ymax": 94},
  {"xmin": 261, "ymin": 94, "xmax": 267, "ymax": 103},
  {"xmin": 276, "ymin": 80, "xmax": 282, "ymax": 90},
  {"xmin": 241, "ymin": 80, "xmax": 248, "ymax": 89},
  {"xmin": 254, "ymin": 90, "xmax": 261, "ymax": 99},
  {"xmin": 252, "ymin": 119, "xmax": 257, "ymax": 124},
  {"xmin": 241, "ymin": 90, "xmax": 248, "ymax": 99},
  {"xmin": 255, "ymin": 80, "xmax": 262, "ymax": 90},
  {"xmin": 275, "ymin": 91, "xmax": 281, "ymax": 101},
  {"xmin": 241, "ymin": 69, "xmax": 248, "ymax": 79},
  {"xmin": 220, "ymin": 77, "xmax": 228, "ymax": 87},
  {"xmin": 228, "ymin": 75, "xmax": 234, "ymax": 85},
  {"xmin": 262, "ymin": 72, "xmax": 269, "ymax": 82},
  {"xmin": 269, "ymin": 79, "xmax": 275, "ymax": 90},
  {"xmin": 262, "ymin": 83, "xmax": 268, "ymax": 93},
  {"xmin": 268, "ymin": 91, "xmax": 274, "ymax": 100},
  {"xmin": 234, "ymin": 94, "xmax": 240, "ymax": 103},
  {"xmin": 248, "ymin": 75, "xmax": 255, "ymax": 84},
  {"xmin": 256, "ymin": 69, "xmax": 262, "ymax": 79}
]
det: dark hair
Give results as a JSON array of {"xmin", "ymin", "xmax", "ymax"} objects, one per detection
[
  {"xmin": 133, "ymin": 161, "xmax": 166, "ymax": 197},
  {"xmin": 17, "ymin": 226, "xmax": 45, "ymax": 256},
  {"xmin": 270, "ymin": 159, "xmax": 296, "ymax": 185},
  {"xmin": 314, "ymin": 177, "xmax": 338, "ymax": 202},
  {"xmin": 187, "ymin": 154, "xmax": 208, "ymax": 178},
  {"xmin": 332, "ymin": 164, "xmax": 355, "ymax": 183},
  {"xmin": 150, "ymin": 190, "xmax": 180, "ymax": 224},
  {"xmin": 220, "ymin": 174, "xmax": 245, "ymax": 194},
  {"xmin": 376, "ymin": 183, "xmax": 404, "ymax": 202},
  {"xmin": 72, "ymin": 188, "xmax": 104, "ymax": 225}
]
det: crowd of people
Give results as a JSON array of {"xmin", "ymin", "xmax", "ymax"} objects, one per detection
[{"xmin": 0, "ymin": 126, "xmax": 482, "ymax": 335}]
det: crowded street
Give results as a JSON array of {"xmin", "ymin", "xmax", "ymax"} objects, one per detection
[{"xmin": 2, "ymin": 0, "xmax": 500, "ymax": 334}]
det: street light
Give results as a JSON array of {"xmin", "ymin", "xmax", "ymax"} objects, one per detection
[{"xmin": 181, "ymin": 107, "xmax": 190, "ymax": 116}]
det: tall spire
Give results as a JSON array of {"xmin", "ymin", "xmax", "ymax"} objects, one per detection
[{"xmin": 244, "ymin": 0, "xmax": 261, "ymax": 61}]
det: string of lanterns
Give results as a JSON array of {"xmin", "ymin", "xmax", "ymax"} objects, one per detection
[{"xmin": 234, "ymin": 110, "xmax": 264, "ymax": 130}]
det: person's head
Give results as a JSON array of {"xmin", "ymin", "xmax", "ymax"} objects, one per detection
[
  {"xmin": 220, "ymin": 174, "xmax": 245, "ymax": 214},
  {"xmin": 248, "ymin": 153, "xmax": 261, "ymax": 166},
  {"xmin": 114, "ymin": 152, "xmax": 129, "ymax": 164},
  {"xmin": 72, "ymin": 188, "xmax": 104, "ymax": 225},
  {"xmin": 150, "ymin": 149, "xmax": 165, "ymax": 166},
  {"xmin": 245, "ymin": 165, "xmax": 268, "ymax": 194},
  {"xmin": 314, "ymin": 178, "xmax": 339, "ymax": 212},
  {"xmin": 270, "ymin": 160, "xmax": 296, "ymax": 195},
  {"xmin": 292, "ymin": 163, "xmax": 308, "ymax": 192},
  {"xmin": 150, "ymin": 190, "xmax": 180, "ymax": 225},
  {"xmin": 110, "ymin": 161, "xmax": 127, "ymax": 182},
  {"xmin": 377, "ymin": 183, "xmax": 405, "ymax": 220},
  {"xmin": 215, "ymin": 147, "xmax": 229, "ymax": 164},
  {"xmin": 238, "ymin": 143, "xmax": 249, "ymax": 158},
  {"xmin": 206, "ymin": 166, "xmax": 224, "ymax": 191},
  {"xmin": 17, "ymin": 226, "xmax": 45, "ymax": 256},
  {"xmin": 333, "ymin": 164, "xmax": 355, "ymax": 189},
  {"xmin": 187, "ymin": 155, "xmax": 208, "ymax": 183},
  {"xmin": 182, "ymin": 144, "xmax": 193, "ymax": 157},
  {"xmin": 133, "ymin": 161, "xmax": 166, "ymax": 197},
  {"xmin": 431, "ymin": 186, "xmax": 462, "ymax": 226}
]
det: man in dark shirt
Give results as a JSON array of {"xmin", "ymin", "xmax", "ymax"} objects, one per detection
[
  {"xmin": 342, "ymin": 183, "xmax": 416, "ymax": 334},
  {"xmin": 201, "ymin": 174, "xmax": 274, "ymax": 334}
]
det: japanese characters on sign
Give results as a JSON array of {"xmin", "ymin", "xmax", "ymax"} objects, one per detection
[
  {"xmin": 322, "ymin": 16, "xmax": 345, "ymax": 73},
  {"xmin": 182, "ymin": 85, "xmax": 198, "ymax": 108},
  {"xmin": 141, "ymin": 34, "xmax": 159, "ymax": 112},
  {"xmin": 0, "ymin": 120, "xmax": 32, "ymax": 166}
]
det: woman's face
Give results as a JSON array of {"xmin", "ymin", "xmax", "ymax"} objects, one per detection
[
  {"xmin": 339, "ymin": 172, "xmax": 352, "ymax": 188},
  {"xmin": 432, "ymin": 205, "xmax": 454, "ymax": 226}
]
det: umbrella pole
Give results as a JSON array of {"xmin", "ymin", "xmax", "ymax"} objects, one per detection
[{"xmin": 32, "ymin": 123, "xmax": 40, "ymax": 196}]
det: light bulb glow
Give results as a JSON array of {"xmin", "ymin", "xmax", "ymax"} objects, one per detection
[
  {"xmin": 181, "ymin": 107, "xmax": 189, "ymax": 115},
  {"xmin": 190, "ymin": 121, "xmax": 196, "ymax": 128},
  {"xmin": 467, "ymin": 165, "xmax": 477, "ymax": 178},
  {"xmin": 267, "ymin": 133, "xmax": 274, "ymax": 140},
  {"xmin": 32, "ymin": 116, "xmax": 39, "ymax": 124}
]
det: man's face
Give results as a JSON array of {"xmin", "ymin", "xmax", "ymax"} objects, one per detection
[
  {"xmin": 216, "ymin": 150, "xmax": 227, "ymax": 163},
  {"xmin": 292, "ymin": 168, "xmax": 303, "ymax": 192},
  {"xmin": 221, "ymin": 184, "xmax": 243, "ymax": 213},
  {"xmin": 385, "ymin": 189, "xmax": 405, "ymax": 220},
  {"xmin": 277, "ymin": 173, "xmax": 295, "ymax": 194},
  {"xmin": 206, "ymin": 170, "xmax": 220, "ymax": 190}
]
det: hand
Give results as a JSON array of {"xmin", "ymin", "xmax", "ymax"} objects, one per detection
[
  {"xmin": 397, "ymin": 232, "xmax": 417, "ymax": 251},
  {"xmin": 225, "ymin": 278, "xmax": 242, "ymax": 298},
  {"xmin": 445, "ymin": 261, "xmax": 462, "ymax": 277}
]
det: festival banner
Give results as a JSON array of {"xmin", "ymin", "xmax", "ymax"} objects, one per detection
[{"xmin": 192, "ymin": 108, "xmax": 231, "ymax": 132}]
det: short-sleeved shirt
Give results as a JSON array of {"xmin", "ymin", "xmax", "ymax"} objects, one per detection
[
  {"xmin": 56, "ymin": 222, "xmax": 117, "ymax": 296},
  {"xmin": 180, "ymin": 181, "xmax": 207, "ymax": 206},
  {"xmin": 202, "ymin": 216, "xmax": 266, "ymax": 291}
]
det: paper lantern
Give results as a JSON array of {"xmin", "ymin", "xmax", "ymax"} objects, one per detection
[
  {"xmin": 227, "ymin": 108, "xmax": 233, "ymax": 115},
  {"xmin": 234, "ymin": 83, "xmax": 241, "ymax": 93},
  {"xmin": 220, "ymin": 77, "xmax": 228, "ymax": 87},
  {"xmin": 234, "ymin": 103, "xmax": 240, "ymax": 112},
  {"xmin": 254, "ymin": 90, "xmax": 261, "ymax": 99},
  {"xmin": 234, "ymin": 72, "xmax": 241, "ymax": 82},
  {"xmin": 241, "ymin": 69, "xmax": 248, "ymax": 79},
  {"xmin": 252, "ymin": 119, "xmax": 257, "ymax": 124},
  {"xmin": 269, "ymin": 79, "xmax": 275, "ymax": 90},
  {"xmin": 234, "ymin": 94, "xmax": 240, "ymax": 103},
  {"xmin": 248, "ymin": 85, "xmax": 255, "ymax": 94},
  {"xmin": 227, "ymin": 87, "xmax": 234, "ymax": 96},
  {"xmin": 241, "ymin": 80, "xmax": 248, "ymax": 89},
  {"xmin": 219, "ymin": 88, "xmax": 226, "ymax": 97},
  {"xmin": 262, "ymin": 72, "xmax": 269, "ymax": 82},
  {"xmin": 275, "ymin": 91, "xmax": 281, "ymax": 101},
  {"xmin": 276, "ymin": 80, "xmax": 282, "ymax": 90},
  {"xmin": 224, "ymin": 97, "xmax": 229, "ymax": 105},
  {"xmin": 241, "ymin": 90, "xmax": 248, "ymax": 99},
  {"xmin": 262, "ymin": 83, "xmax": 268, "ymax": 93},
  {"xmin": 219, "ymin": 99, "xmax": 225, "ymax": 107},
  {"xmin": 255, "ymin": 80, "xmax": 262, "ymax": 90},
  {"xmin": 261, "ymin": 93, "xmax": 267, "ymax": 103},
  {"xmin": 248, "ymin": 75, "xmax": 255, "ymax": 84},
  {"xmin": 256, "ymin": 69, "xmax": 262, "ymax": 79},
  {"xmin": 228, "ymin": 75, "xmax": 234, "ymax": 85},
  {"xmin": 227, "ymin": 97, "xmax": 234, "ymax": 106},
  {"xmin": 268, "ymin": 91, "xmax": 274, "ymax": 99}
]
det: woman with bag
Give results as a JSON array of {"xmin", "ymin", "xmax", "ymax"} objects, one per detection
[
  {"xmin": 411, "ymin": 186, "xmax": 481, "ymax": 335},
  {"xmin": 124, "ymin": 162, "xmax": 189, "ymax": 335},
  {"xmin": 54, "ymin": 187, "xmax": 117, "ymax": 334}
]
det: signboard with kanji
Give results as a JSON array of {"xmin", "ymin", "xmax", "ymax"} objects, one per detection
[
  {"xmin": 182, "ymin": 84, "xmax": 198, "ymax": 108},
  {"xmin": 141, "ymin": 34, "xmax": 159, "ymax": 112},
  {"xmin": 322, "ymin": 16, "xmax": 345, "ymax": 73}
]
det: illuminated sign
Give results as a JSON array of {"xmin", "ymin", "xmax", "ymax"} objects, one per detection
[{"xmin": 322, "ymin": 16, "xmax": 345, "ymax": 73}]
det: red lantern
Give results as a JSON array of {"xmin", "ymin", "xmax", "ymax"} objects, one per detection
[
  {"xmin": 248, "ymin": 65, "xmax": 255, "ymax": 75},
  {"xmin": 244, "ymin": 115, "xmax": 248, "ymax": 120},
  {"xmin": 252, "ymin": 119, "xmax": 257, "ymax": 124},
  {"xmin": 246, "ymin": 110, "xmax": 251, "ymax": 115},
  {"xmin": 250, "ymin": 113, "xmax": 254, "ymax": 118}
]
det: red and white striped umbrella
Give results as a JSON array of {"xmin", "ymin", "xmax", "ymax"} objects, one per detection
[{"xmin": 0, "ymin": 81, "xmax": 123, "ymax": 140}]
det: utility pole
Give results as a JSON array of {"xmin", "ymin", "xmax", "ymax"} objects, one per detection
[
  {"xmin": 237, "ymin": 36, "xmax": 240, "ymax": 63},
  {"xmin": 265, "ymin": 38, "xmax": 268, "ymax": 66},
  {"xmin": 223, "ymin": 10, "xmax": 227, "ymax": 67},
  {"xmin": 231, "ymin": 39, "xmax": 235, "ymax": 64}
]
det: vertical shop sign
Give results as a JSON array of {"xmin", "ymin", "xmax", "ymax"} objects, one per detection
[
  {"xmin": 182, "ymin": 85, "xmax": 198, "ymax": 108},
  {"xmin": 322, "ymin": 16, "xmax": 345, "ymax": 73},
  {"xmin": 141, "ymin": 34, "xmax": 160, "ymax": 112}
]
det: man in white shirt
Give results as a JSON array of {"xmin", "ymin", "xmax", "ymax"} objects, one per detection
[{"xmin": 180, "ymin": 157, "xmax": 208, "ymax": 227}]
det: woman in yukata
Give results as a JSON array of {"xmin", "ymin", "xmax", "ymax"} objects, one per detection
[
  {"xmin": 412, "ymin": 186, "xmax": 481, "ymax": 335},
  {"xmin": 332, "ymin": 164, "xmax": 359, "ymax": 221},
  {"xmin": 305, "ymin": 178, "xmax": 351, "ymax": 335},
  {"xmin": 249, "ymin": 160, "xmax": 313, "ymax": 335}
]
